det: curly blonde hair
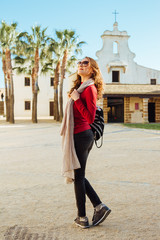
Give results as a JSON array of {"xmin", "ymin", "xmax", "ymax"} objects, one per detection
[{"xmin": 69, "ymin": 57, "xmax": 104, "ymax": 99}]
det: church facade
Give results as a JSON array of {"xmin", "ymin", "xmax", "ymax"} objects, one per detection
[{"xmin": 96, "ymin": 22, "xmax": 160, "ymax": 123}]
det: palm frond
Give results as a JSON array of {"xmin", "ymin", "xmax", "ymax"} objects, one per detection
[
  {"xmin": 42, "ymin": 27, "xmax": 48, "ymax": 38},
  {"xmin": 14, "ymin": 56, "xmax": 26, "ymax": 64},
  {"xmin": 11, "ymin": 22, "xmax": 18, "ymax": 29},
  {"xmin": 55, "ymin": 31, "xmax": 63, "ymax": 40},
  {"xmin": 77, "ymin": 41, "xmax": 86, "ymax": 47},
  {"xmin": 41, "ymin": 65, "xmax": 53, "ymax": 74},
  {"xmin": 75, "ymin": 48, "xmax": 83, "ymax": 55},
  {"xmin": 13, "ymin": 66, "xmax": 28, "ymax": 74}
]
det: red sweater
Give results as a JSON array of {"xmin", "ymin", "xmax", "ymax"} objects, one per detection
[{"xmin": 73, "ymin": 84, "xmax": 97, "ymax": 134}]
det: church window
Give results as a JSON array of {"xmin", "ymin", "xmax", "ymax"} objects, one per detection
[
  {"xmin": 113, "ymin": 41, "xmax": 118, "ymax": 54},
  {"xmin": 25, "ymin": 77, "xmax": 30, "ymax": 86},
  {"xmin": 112, "ymin": 71, "xmax": 119, "ymax": 82},
  {"xmin": 25, "ymin": 101, "xmax": 31, "ymax": 110},
  {"xmin": 50, "ymin": 77, "xmax": 54, "ymax": 86},
  {"xmin": 150, "ymin": 79, "xmax": 156, "ymax": 85}
]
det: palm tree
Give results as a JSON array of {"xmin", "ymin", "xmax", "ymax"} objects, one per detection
[
  {"xmin": 48, "ymin": 30, "xmax": 85, "ymax": 122},
  {"xmin": 15, "ymin": 25, "xmax": 50, "ymax": 123},
  {"xmin": 0, "ymin": 21, "xmax": 19, "ymax": 123},
  {"xmin": 58, "ymin": 30, "xmax": 85, "ymax": 121},
  {"xmin": 48, "ymin": 37, "xmax": 64, "ymax": 121}
]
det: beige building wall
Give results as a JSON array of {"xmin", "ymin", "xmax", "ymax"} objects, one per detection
[
  {"xmin": 130, "ymin": 97, "xmax": 143, "ymax": 123},
  {"xmin": 155, "ymin": 99, "xmax": 160, "ymax": 123},
  {"xmin": 103, "ymin": 96, "xmax": 160, "ymax": 124}
]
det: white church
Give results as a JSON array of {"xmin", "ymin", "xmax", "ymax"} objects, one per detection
[
  {"xmin": 100, "ymin": 22, "xmax": 160, "ymax": 123},
  {"xmin": 0, "ymin": 21, "xmax": 160, "ymax": 123}
]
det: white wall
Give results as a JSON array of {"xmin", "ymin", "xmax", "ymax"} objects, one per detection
[
  {"xmin": 13, "ymin": 73, "xmax": 54, "ymax": 119},
  {"xmin": 13, "ymin": 70, "xmax": 72, "ymax": 119}
]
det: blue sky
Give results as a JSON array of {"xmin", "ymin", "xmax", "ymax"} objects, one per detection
[{"xmin": 0, "ymin": 0, "xmax": 160, "ymax": 87}]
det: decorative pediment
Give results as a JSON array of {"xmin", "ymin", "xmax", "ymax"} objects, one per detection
[{"xmin": 107, "ymin": 61, "xmax": 127, "ymax": 73}]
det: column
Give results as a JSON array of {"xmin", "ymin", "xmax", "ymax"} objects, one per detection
[
  {"xmin": 155, "ymin": 98, "xmax": 160, "ymax": 123},
  {"xmin": 103, "ymin": 98, "xmax": 108, "ymax": 123},
  {"xmin": 124, "ymin": 97, "xmax": 131, "ymax": 123},
  {"xmin": 143, "ymin": 98, "xmax": 149, "ymax": 123}
]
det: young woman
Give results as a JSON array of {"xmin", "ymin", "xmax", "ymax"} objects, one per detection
[{"xmin": 61, "ymin": 57, "xmax": 111, "ymax": 229}]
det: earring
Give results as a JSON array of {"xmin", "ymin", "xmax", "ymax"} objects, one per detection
[{"xmin": 92, "ymin": 72, "xmax": 95, "ymax": 78}]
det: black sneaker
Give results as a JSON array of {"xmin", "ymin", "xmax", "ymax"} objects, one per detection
[
  {"xmin": 74, "ymin": 216, "xmax": 90, "ymax": 229},
  {"xmin": 92, "ymin": 204, "xmax": 111, "ymax": 226}
]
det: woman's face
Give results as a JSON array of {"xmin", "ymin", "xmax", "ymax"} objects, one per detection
[{"xmin": 77, "ymin": 58, "xmax": 93, "ymax": 77}]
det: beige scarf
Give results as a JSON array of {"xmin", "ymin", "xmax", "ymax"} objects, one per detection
[{"xmin": 60, "ymin": 79, "xmax": 94, "ymax": 183}]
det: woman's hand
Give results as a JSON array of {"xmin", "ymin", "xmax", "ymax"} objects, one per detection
[{"xmin": 70, "ymin": 89, "xmax": 80, "ymax": 101}]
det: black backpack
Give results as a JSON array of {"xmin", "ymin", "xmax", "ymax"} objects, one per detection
[{"xmin": 90, "ymin": 106, "xmax": 104, "ymax": 148}]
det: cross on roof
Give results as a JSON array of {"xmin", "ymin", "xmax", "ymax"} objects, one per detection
[{"xmin": 112, "ymin": 10, "xmax": 119, "ymax": 22}]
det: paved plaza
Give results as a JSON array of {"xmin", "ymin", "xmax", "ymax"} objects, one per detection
[{"xmin": 0, "ymin": 121, "xmax": 160, "ymax": 240}]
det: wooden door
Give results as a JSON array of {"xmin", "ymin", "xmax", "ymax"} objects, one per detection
[{"xmin": 50, "ymin": 101, "xmax": 54, "ymax": 116}]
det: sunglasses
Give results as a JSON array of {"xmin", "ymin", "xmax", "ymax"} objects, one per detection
[{"xmin": 77, "ymin": 60, "xmax": 89, "ymax": 67}]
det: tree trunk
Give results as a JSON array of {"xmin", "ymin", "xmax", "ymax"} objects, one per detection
[
  {"xmin": 59, "ymin": 49, "xmax": 68, "ymax": 122},
  {"xmin": 31, "ymin": 68, "xmax": 35, "ymax": 122},
  {"xmin": 32, "ymin": 48, "xmax": 39, "ymax": 123},
  {"xmin": 59, "ymin": 81, "xmax": 63, "ymax": 122},
  {"xmin": 5, "ymin": 80, "xmax": 10, "ymax": 122},
  {"xmin": 2, "ymin": 52, "xmax": 9, "ymax": 121},
  {"xmin": 32, "ymin": 92, "xmax": 38, "ymax": 123},
  {"xmin": 10, "ymin": 74, "xmax": 15, "ymax": 123},
  {"xmin": 54, "ymin": 61, "xmax": 60, "ymax": 121},
  {"xmin": 5, "ymin": 49, "xmax": 14, "ymax": 124},
  {"xmin": 54, "ymin": 87, "xmax": 59, "ymax": 121},
  {"xmin": 32, "ymin": 75, "xmax": 38, "ymax": 123}
]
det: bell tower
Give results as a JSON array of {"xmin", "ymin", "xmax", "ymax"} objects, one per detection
[{"xmin": 96, "ymin": 20, "xmax": 136, "ymax": 84}]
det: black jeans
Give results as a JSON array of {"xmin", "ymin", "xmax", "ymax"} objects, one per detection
[{"xmin": 74, "ymin": 129, "xmax": 101, "ymax": 217}]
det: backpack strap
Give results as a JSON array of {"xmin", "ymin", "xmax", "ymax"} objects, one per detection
[{"xmin": 95, "ymin": 136, "xmax": 103, "ymax": 148}]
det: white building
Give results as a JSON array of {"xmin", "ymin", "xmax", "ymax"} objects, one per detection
[
  {"xmin": 96, "ymin": 22, "xmax": 160, "ymax": 123},
  {"xmin": 13, "ymin": 74, "xmax": 54, "ymax": 119},
  {"xmin": 1, "ymin": 72, "xmax": 69, "ymax": 120}
]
